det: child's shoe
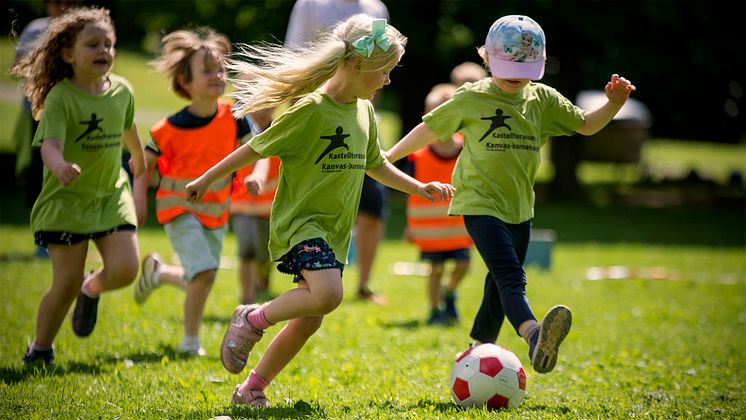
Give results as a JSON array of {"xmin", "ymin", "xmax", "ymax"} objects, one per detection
[
  {"xmin": 134, "ymin": 253, "xmax": 162, "ymax": 304},
  {"xmin": 220, "ymin": 304, "xmax": 264, "ymax": 374},
  {"xmin": 529, "ymin": 305, "xmax": 572, "ymax": 374},
  {"xmin": 22, "ymin": 346, "xmax": 54, "ymax": 367},
  {"xmin": 444, "ymin": 292, "xmax": 459, "ymax": 322},
  {"xmin": 232, "ymin": 385, "xmax": 268, "ymax": 407},
  {"xmin": 427, "ymin": 308, "xmax": 446, "ymax": 325},
  {"xmin": 177, "ymin": 340, "xmax": 207, "ymax": 357}
]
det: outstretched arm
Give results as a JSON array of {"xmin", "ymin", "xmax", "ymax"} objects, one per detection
[
  {"xmin": 576, "ymin": 74, "xmax": 636, "ymax": 136},
  {"xmin": 367, "ymin": 161, "xmax": 454, "ymax": 202},
  {"xmin": 186, "ymin": 143, "xmax": 263, "ymax": 202},
  {"xmin": 384, "ymin": 122, "xmax": 440, "ymax": 163}
]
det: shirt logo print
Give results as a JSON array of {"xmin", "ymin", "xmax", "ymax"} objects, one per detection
[
  {"xmin": 315, "ymin": 126, "xmax": 350, "ymax": 164},
  {"xmin": 478, "ymin": 108, "xmax": 512, "ymax": 142},
  {"xmin": 75, "ymin": 113, "xmax": 105, "ymax": 142}
]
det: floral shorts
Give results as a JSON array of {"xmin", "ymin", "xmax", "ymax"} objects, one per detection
[{"xmin": 277, "ymin": 238, "xmax": 344, "ymax": 283}]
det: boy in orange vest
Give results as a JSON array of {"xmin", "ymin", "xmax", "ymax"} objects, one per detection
[
  {"xmin": 132, "ymin": 28, "xmax": 253, "ymax": 356},
  {"xmin": 403, "ymin": 83, "xmax": 472, "ymax": 324}
]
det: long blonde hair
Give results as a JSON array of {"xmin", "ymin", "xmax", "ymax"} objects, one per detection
[
  {"xmin": 11, "ymin": 7, "xmax": 115, "ymax": 120},
  {"xmin": 149, "ymin": 28, "xmax": 231, "ymax": 100},
  {"xmin": 230, "ymin": 13, "xmax": 407, "ymax": 116}
]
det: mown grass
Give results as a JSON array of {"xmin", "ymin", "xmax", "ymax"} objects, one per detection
[{"xmin": 1, "ymin": 222, "xmax": 744, "ymax": 418}]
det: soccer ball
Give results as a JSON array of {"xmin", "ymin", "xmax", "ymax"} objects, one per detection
[{"xmin": 450, "ymin": 343, "xmax": 527, "ymax": 409}]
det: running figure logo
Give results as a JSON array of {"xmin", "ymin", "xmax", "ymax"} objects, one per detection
[
  {"xmin": 478, "ymin": 108, "xmax": 511, "ymax": 142},
  {"xmin": 75, "ymin": 113, "xmax": 104, "ymax": 142},
  {"xmin": 315, "ymin": 126, "xmax": 350, "ymax": 164}
]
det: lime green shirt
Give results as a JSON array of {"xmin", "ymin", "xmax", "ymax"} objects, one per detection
[
  {"xmin": 31, "ymin": 75, "xmax": 137, "ymax": 233},
  {"xmin": 423, "ymin": 78, "xmax": 585, "ymax": 223},
  {"xmin": 249, "ymin": 91, "xmax": 385, "ymax": 263}
]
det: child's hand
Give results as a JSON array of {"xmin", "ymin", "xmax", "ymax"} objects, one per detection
[
  {"xmin": 605, "ymin": 74, "xmax": 636, "ymax": 106},
  {"xmin": 185, "ymin": 178, "xmax": 209, "ymax": 202},
  {"xmin": 420, "ymin": 181, "xmax": 455, "ymax": 202},
  {"xmin": 53, "ymin": 162, "xmax": 81, "ymax": 186},
  {"xmin": 244, "ymin": 175, "xmax": 262, "ymax": 195}
]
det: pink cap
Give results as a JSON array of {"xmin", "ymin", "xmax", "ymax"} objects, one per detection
[{"xmin": 485, "ymin": 15, "xmax": 546, "ymax": 80}]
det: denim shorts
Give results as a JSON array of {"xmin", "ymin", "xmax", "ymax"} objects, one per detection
[
  {"xmin": 277, "ymin": 238, "xmax": 344, "ymax": 283},
  {"xmin": 35, "ymin": 224, "xmax": 136, "ymax": 246},
  {"xmin": 163, "ymin": 214, "xmax": 226, "ymax": 281},
  {"xmin": 420, "ymin": 247, "xmax": 471, "ymax": 263}
]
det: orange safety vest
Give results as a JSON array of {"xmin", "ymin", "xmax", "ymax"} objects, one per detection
[
  {"xmin": 230, "ymin": 156, "xmax": 281, "ymax": 218},
  {"xmin": 152, "ymin": 101, "xmax": 237, "ymax": 228},
  {"xmin": 406, "ymin": 135, "xmax": 472, "ymax": 252}
]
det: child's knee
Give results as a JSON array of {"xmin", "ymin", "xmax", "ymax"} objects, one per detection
[
  {"xmin": 314, "ymin": 287, "xmax": 343, "ymax": 314},
  {"xmin": 107, "ymin": 259, "xmax": 139, "ymax": 285}
]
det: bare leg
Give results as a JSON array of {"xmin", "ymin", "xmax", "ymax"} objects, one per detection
[
  {"xmin": 239, "ymin": 259, "xmax": 258, "ymax": 304},
  {"xmin": 184, "ymin": 269, "xmax": 216, "ymax": 337},
  {"xmin": 87, "ymin": 230, "xmax": 139, "ymax": 294},
  {"xmin": 34, "ymin": 242, "xmax": 88, "ymax": 347},
  {"xmin": 427, "ymin": 262, "xmax": 444, "ymax": 310},
  {"xmin": 158, "ymin": 263, "xmax": 187, "ymax": 289},
  {"xmin": 262, "ymin": 269, "xmax": 343, "ymax": 325},
  {"xmin": 355, "ymin": 212, "xmax": 385, "ymax": 304},
  {"xmin": 447, "ymin": 260, "xmax": 470, "ymax": 291}
]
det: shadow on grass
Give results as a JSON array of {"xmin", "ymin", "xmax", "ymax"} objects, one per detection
[
  {"xmin": 204, "ymin": 399, "xmax": 326, "ymax": 419},
  {"xmin": 0, "ymin": 361, "xmax": 107, "ymax": 384}
]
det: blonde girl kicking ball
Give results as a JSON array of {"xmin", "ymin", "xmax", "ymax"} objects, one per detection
[
  {"xmin": 386, "ymin": 15, "xmax": 636, "ymax": 374},
  {"xmin": 186, "ymin": 14, "xmax": 454, "ymax": 407},
  {"xmin": 12, "ymin": 7, "xmax": 146, "ymax": 366}
]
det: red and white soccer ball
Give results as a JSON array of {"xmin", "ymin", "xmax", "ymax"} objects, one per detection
[{"xmin": 450, "ymin": 343, "xmax": 527, "ymax": 410}]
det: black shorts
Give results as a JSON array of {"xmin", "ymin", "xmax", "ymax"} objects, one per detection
[
  {"xmin": 358, "ymin": 175, "xmax": 388, "ymax": 219},
  {"xmin": 277, "ymin": 238, "xmax": 344, "ymax": 283},
  {"xmin": 34, "ymin": 224, "xmax": 137, "ymax": 247},
  {"xmin": 420, "ymin": 248, "xmax": 471, "ymax": 263}
]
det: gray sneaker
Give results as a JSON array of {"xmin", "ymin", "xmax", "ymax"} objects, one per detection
[
  {"xmin": 530, "ymin": 305, "xmax": 572, "ymax": 374},
  {"xmin": 135, "ymin": 253, "xmax": 162, "ymax": 304}
]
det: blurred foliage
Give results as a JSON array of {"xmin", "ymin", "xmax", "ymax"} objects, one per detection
[{"xmin": 2, "ymin": 0, "xmax": 744, "ymax": 142}]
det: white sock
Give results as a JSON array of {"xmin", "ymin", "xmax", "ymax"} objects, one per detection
[{"xmin": 180, "ymin": 335, "xmax": 200, "ymax": 349}]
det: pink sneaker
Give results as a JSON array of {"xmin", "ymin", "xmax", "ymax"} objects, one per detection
[
  {"xmin": 220, "ymin": 304, "xmax": 264, "ymax": 374},
  {"xmin": 232, "ymin": 385, "xmax": 269, "ymax": 407}
]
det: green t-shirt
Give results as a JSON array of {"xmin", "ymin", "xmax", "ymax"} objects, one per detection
[
  {"xmin": 31, "ymin": 75, "xmax": 137, "ymax": 233},
  {"xmin": 423, "ymin": 78, "xmax": 585, "ymax": 223},
  {"xmin": 248, "ymin": 91, "xmax": 385, "ymax": 263}
]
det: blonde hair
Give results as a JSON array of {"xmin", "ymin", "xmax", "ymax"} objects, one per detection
[
  {"xmin": 149, "ymin": 28, "xmax": 231, "ymax": 100},
  {"xmin": 425, "ymin": 83, "xmax": 457, "ymax": 114},
  {"xmin": 11, "ymin": 7, "xmax": 115, "ymax": 119},
  {"xmin": 229, "ymin": 13, "xmax": 407, "ymax": 116},
  {"xmin": 450, "ymin": 61, "xmax": 488, "ymax": 86}
]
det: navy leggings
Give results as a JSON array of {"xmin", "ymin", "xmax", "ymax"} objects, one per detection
[{"xmin": 464, "ymin": 215, "xmax": 536, "ymax": 343}]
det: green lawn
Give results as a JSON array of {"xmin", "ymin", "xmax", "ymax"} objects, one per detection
[{"xmin": 1, "ymin": 210, "xmax": 745, "ymax": 418}]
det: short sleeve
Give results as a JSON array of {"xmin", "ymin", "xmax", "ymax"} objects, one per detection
[
  {"xmin": 422, "ymin": 90, "xmax": 465, "ymax": 142},
  {"xmin": 32, "ymin": 89, "xmax": 66, "ymax": 147},
  {"xmin": 539, "ymin": 86, "xmax": 585, "ymax": 138}
]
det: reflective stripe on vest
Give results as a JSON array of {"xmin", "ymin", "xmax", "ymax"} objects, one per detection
[
  {"xmin": 230, "ymin": 157, "xmax": 281, "ymax": 218},
  {"xmin": 406, "ymin": 141, "xmax": 472, "ymax": 252}
]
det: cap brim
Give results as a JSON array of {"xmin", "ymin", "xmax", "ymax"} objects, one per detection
[{"xmin": 488, "ymin": 55, "xmax": 545, "ymax": 80}]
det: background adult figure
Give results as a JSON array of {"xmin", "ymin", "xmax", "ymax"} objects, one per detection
[{"xmin": 285, "ymin": 0, "xmax": 390, "ymax": 304}]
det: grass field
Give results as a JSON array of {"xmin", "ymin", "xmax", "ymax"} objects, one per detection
[
  {"xmin": 1, "ymin": 208, "xmax": 745, "ymax": 418},
  {"xmin": 1, "ymin": 36, "xmax": 745, "ymax": 419}
]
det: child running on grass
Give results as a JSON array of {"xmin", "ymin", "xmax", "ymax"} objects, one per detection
[
  {"xmin": 12, "ymin": 6, "xmax": 146, "ymax": 366},
  {"xmin": 402, "ymin": 83, "xmax": 472, "ymax": 325},
  {"xmin": 132, "ymin": 28, "xmax": 254, "ymax": 356},
  {"xmin": 386, "ymin": 15, "xmax": 636, "ymax": 373},
  {"xmin": 185, "ymin": 14, "xmax": 454, "ymax": 407}
]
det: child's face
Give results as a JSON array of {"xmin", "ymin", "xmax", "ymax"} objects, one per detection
[
  {"xmin": 182, "ymin": 49, "xmax": 226, "ymax": 101},
  {"xmin": 355, "ymin": 61, "xmax": 397, "ymax": 100},
  {"xmin": 493, "ymin": 77, "xmax": 530, "ymax": 94},
  {"xmin": 63, "ymin": 23, "xmax": 114, "ymax": 79}
]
